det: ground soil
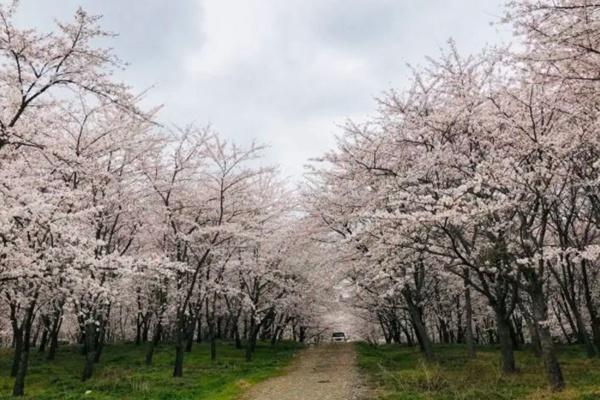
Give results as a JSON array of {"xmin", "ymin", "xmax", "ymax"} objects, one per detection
[{"xmin": 241, "ymin": 343, "xmax": 370, "ymax": 400}]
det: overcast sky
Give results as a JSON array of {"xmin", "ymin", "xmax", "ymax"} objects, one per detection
[{"xmin": 14, "ymin": 0, "xmax": 511, "ymax": 181}]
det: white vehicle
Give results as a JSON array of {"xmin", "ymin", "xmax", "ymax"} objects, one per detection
[{"xmin": 331, "ymin": 332, "xmax": 347, "ymax": 342}]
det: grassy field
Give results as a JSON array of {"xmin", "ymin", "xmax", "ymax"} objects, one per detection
[
  {"xmin": 0, "ymin": 341, "xmax": 302, "ymax": 399},
  {"xmin": 356, "ymin": 343, "xmax": 600, "ymax": 400}
]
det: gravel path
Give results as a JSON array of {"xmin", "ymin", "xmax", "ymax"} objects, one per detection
[{"xmin": 241, "ymin": 343, "xmax": 369, "ymax": 400}]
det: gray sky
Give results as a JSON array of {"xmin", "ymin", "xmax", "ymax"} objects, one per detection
[{"xmin": 14, "ymin": 0, "xmax": 511, "ymax": 181}]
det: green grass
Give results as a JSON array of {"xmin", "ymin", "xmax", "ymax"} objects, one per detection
[
  {"xmin": 0, "ymin": 341, "xmax": 303, "ymax": 399},
  {"xmin": 356, "ymin": 343, "xmax": 600, "ymax": 400}
]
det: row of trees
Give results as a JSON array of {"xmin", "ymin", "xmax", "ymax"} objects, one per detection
[
  {"xmin": 304, "ymin": 0, "xmax": 600, "ymax": 392},
  {"xmin": 0, "ymin": 4, "xmax": 326, "ymax": 397}
]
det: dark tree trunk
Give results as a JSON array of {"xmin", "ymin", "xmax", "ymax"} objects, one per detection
[
  {"xmin": 135, "ymin": 316, "xmax": 142, "ymax": 346},
  {"xmin": 271, "ymin": 327, "xmax": 280, "ymax": 346},
  {"xmin": 216, "ymin": 316, "xmax": 223, "ymax": 340},
  {"xmin": 513, "ymin": 315, "xmax": 525, "ymax": 346},
  {"xmin": 82, "ymin": 322, "xmax": 97, "ymax": 381},
  {"xmin": 405, "ymin": 294, "xmax": 434, "ymax": 361},
  {"xmin": 400, "ymin": 321, "xmax": 414, "ymax": 346},
  {"xmin": 526, "ymin": 314, "xmax": 543, "ymax": 357},
  {"xmin": 11, "ymin": 327, "xmax": 23, "ymax": 378},
  {"xmin": 464, "ymin": 281, "xmax": 476, "ymax": 358},
  {"xmin": 196, "ymin": 316, "xmax": 203, "ymax": 344},
  {"xmin": 234, "ymin": 323, "xmax": 242, "ymax": 349},
  {"xmin": 299, "ymin": 326, "xmax": 306, "ymax": 343},
  {"xmin": 145, "ymin": 322, "xmax": 162, "ymax": 366},
  {"xmin": 94, "ymin": 321, "xmax": 106, "ymax": 363},
  {"xmin": 530, "ymin": 282, "xmax": 565, "ymax": 391},
  {"xmin": 245, "ymin": 318, "xmax": 258, "ymax": 362},
  {"xmin": 173, "ymin": 342, "xmax": 184, "ymax": 378},
  {"xmin": 12, "ymin": 306, "xmax": 35, "ymax": 397},
  {"xmin": 38, "ymin": 327, "xmax": 49, "ymax": 354},
  {"xmin": 142, "ymin": 317, "xmax": 150, "ymax": 343},
  {"xmin": 173, "ymin": 321, "xmax": 185, "ymax": 377},
  {"xmin": 509, "ymin": 319, "xmax": 520, "ymax": 350},
  {"xmin": 582, "ymin": 261, "xmax": 600, "ymax": 348},
  {"xmin": 439, "ymin": 318, "xmax": 450, "ymax": 343},
  {"xmin": 568, "ymin": 299, "xmax": 596, "ymax": 357},
  {"xmin": 558, "ymin": 296, "xmax": 579, "ymax": 341},
  {"xmin": 207, "ymin": 308, "xmax": 217, "ymax": 361},
  {"xmin": 185, "ymin": 318, "xmax": 195, "ymax": 353},
  {"xmin": 31, "ymin": 321, "xmax": 41, "ymax": 349},
  {"xmin": 494, "ymin": 308, "xmax": 516, "ymax": 374},
  {"xmin": 46, "ymin": 313, "xmax": 62, "ymax": 361}
]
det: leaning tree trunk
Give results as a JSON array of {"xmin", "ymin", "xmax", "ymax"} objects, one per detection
[
  {"xmin": 400, "ymin": 321, "xmax": 414, "ymax": 346},
  {"xmin": 405, "ymin": 292, "xmax": 434, "ymax": 361},
  {"xmin": 581, "ymin": 261, "xmax": 600, "ymax": 349},
  {"xmin": 566, "ymin": 297, "xmax": 596, "ymax": 357}
]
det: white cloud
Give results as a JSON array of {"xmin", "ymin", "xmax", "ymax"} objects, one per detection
[{"xmin": 14, "ymin": 0, "xmax": 511, "ymax": 181}]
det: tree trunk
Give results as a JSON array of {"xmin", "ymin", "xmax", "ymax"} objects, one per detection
[
  {"xmin": 531, "ymin": 283, "xmax": 565, "ymax": 391},
  {"xmin": 400, "ymin": 321, "xmax": 414, "ymax": 346},
  {"xmin": 464, "ymin": 280, "xmax": 476, "ymax": 358},
  {"xmin": 46, "ymin": 315, "xmax": 62, "ymax": 361},
  {"xmin": 405, "ymin": 294, "xmax": 434, "ymax": 361},
  {"xmin": 509, "ymin": 319, "xmax": 520, "ymax": 350},
  {"xmin": 196, "ymin": 317, "xmax": 203, "ymax": 344},
  {"xmin": 270, "ymin": 327, "xmax": 280, "ymax": 346},
  {"xmin": 13, "ymin": 304, "xmax": 37, "ymax": 396},
  {"xmin": 38, "ymin": 327, "xmax": 48, "ymax": 353},
  {"xmin": 582, "ymin": 261, "xmax": 600, "ymax": 348},
  {"xmin": 31, "ymin": 321, "xmax": 41, "ymax": 349},
  {"xmin": 207, "ymin": 308, "xmax": 217, "ymax": 361},
  {"xmin": 11, "ymin": 327, "xmax": 23, "ymax": 378},
  {"xmin": 82, "ymin": 322, "xmax": 97, "ymax": 381},
  {"xmin": 135, "ymin": 312, "xmax": 142, "ymax": 346},
  {"xmin": 145, "ymin": 323, "xmax": 162, "ymax": 366},
  {"xmin": 217, "ymin": 316, "xmax": 223, "ymax": 339},
  {"xmin": 527, "ymin": 315, "xmax": 542, "ymax": 357},
  {"xmin": 173, "ymin": 342, "xmax": 184, "ymax": 377},
  {"xmin": 12, "ymin": 335, "xmax": 30, "ymax": 397},
  {"xmin": 94, "ymin": 321, "xmax": 106, "ymax": 363},
  {"xmin": 173, "ymin": 314, "xmax": 186, "ymax": 377},
  {"xmin": 12, "ymin": 308, "xmax": 34, "ymax": 397},
  {"xmin": 494, "ymin": 307, "xmax": 516, "ymax": 374},
  {"xmin": 567, "ymin": 298, "xmax": 596, "ymax": 357},
  {"xmin": 234, "ymin": 323, "xmax": 242, "ymax": 349},
  {"xmin": 185, "ymin": 318, "xmax": 195, "ymax": 353},
  {"xmin": 245, "ymin": 318, "xmax": 258, "ymax": 362}
]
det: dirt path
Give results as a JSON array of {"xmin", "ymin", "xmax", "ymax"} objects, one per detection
[{"xmin": 241, "ymin": 343, "xmax": 368, "ymax": 400}]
